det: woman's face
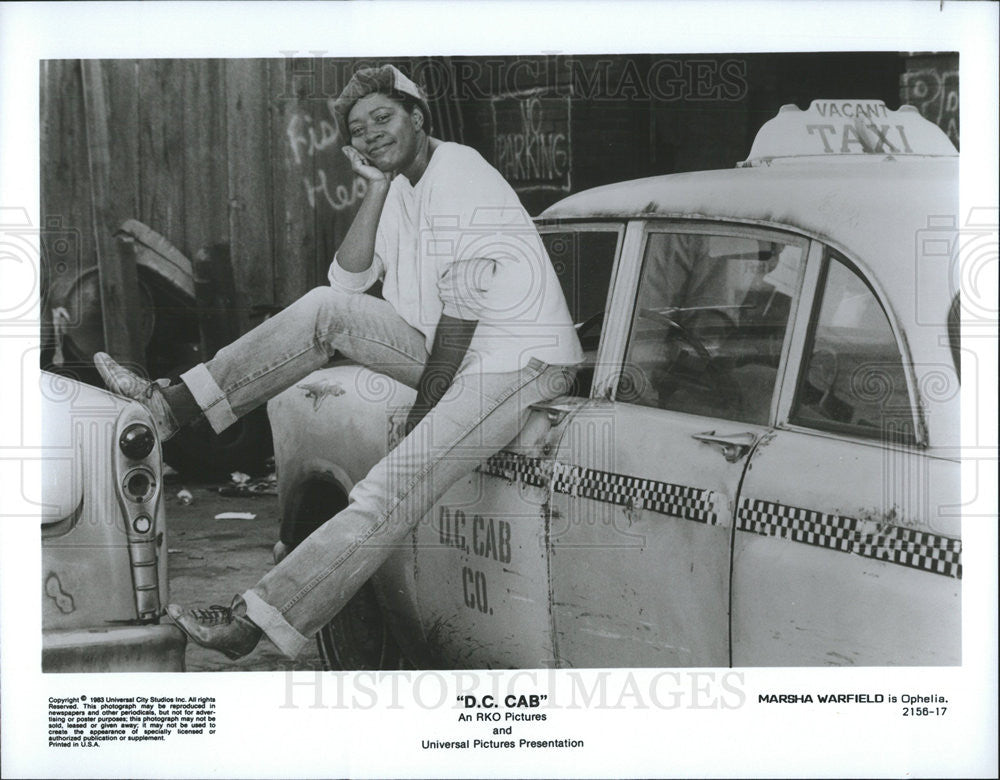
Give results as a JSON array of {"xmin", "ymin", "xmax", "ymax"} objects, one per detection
[{"xmin": 346, "ymin": 93, "xmax": 421, "ymax": 174}]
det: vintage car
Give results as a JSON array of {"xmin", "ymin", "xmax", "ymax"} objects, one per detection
[
  {"xmin": 41, "ymin": 370, "xmax": 185, "ymax": 672},
  {"xmin": 267, "ymin": 100, "xmax": 961, "ymax": 669}
]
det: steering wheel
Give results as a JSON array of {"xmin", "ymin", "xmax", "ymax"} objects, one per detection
[
  {"xmin": 638, "ymin": 307, "xmax": 714, "ymax": 357},
  {"xmin": 635, "ymin": 307, "xmax": 743, "ymax": 410}
]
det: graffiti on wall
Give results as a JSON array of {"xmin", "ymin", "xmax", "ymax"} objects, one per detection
[
  {"xmin": 900, "ymin": 68, "xmax": 959, "ymax": 149},
  {"xmin": 491, "ymin": 91, "xmax": 571, "ymax": 192},
  {"xmin": 286, "ymin": 109, "xmax": 367, "ymax": 211}
]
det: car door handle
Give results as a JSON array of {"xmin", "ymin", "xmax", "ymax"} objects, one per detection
[
  {"xmin": 530, "ymin": 400, "xmax": 579, "ymax": 426},
  {"xmin": 691, "ymin": 431, "xmax": 757, "ymax": 463}
]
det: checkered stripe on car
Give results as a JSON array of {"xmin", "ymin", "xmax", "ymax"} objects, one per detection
[
  {"xmin": 849, "ymin": 524, "xmax": 963, "ymax": 579},
  {"xmin": 550, "ymin": 465, "xmax": 717, "ymax": 525},
  {"xmin": 737, "ymin": 497, "xmax": 962, "ymax": 579},
  {"xmin": 737, "ymin": 499, "xmax": 859, "ymax": 550},
  {"xmin": 478, "ymin": 450, "xmax": 548, "ymax": 488},
  {"xmin": 479, "ymin": 450, "xmax": 718, "ymax": 525}
]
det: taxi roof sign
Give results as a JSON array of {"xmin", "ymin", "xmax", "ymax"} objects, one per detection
[{"xmin": 738, "ymin": 99, "xmax": 958, "ymax": 167}]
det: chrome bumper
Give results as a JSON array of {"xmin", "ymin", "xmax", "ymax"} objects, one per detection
[{"xmin": 42, "ymin": 624, "xmax": 187, "ymax": 673}]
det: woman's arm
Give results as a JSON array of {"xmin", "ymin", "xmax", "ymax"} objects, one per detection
[
  {"xmin": 405, "ymin": 314, "xmax": 478, "ymax": 434},
  {"xmin": 336, "ymin": 147, "xmax": 392, "ymax": 272}
]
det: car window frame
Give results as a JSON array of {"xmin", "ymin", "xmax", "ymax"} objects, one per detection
[
  {"xmin": 603, "ymin": 219, "xmax": 811, "ymax": 426},
  {"xmin": 535, "ymin": 219, "xmax": 627, "ymax": 400},
  {"xmin": 776, "ymin": 242, "xmax": 928, "ymax": 449}
]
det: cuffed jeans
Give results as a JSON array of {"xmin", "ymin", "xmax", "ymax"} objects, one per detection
[{"xmin": 179, "ymin": 287, "xmax": 575, "ymax": 657}]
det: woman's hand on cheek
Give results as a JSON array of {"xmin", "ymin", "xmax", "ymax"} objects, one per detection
[{"xmin": 342, "ymin": 146, "xmax": 393, "ymax": 184}]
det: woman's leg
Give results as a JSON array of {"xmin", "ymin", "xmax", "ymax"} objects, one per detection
[
  {"xmin": 173, "ymin": 360, "xmax": 576, "ymax": 658},
  {"xmin": 179, "ymin": 287, "xmax": 429, "ymax": 433}
]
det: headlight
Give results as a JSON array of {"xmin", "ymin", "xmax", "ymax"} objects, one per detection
[{"xmin": 119, "ymin": 423, "xmax": 155, "ymax": 460}]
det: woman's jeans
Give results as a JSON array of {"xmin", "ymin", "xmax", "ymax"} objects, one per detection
[{"xmin": 178, "ymin": 287, "xmax": 575, "ymax": 657}]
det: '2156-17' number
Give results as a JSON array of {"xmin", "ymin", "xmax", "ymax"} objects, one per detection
[{"xmin": 903, "ymin": 707, "xmax": 947, "ymax": 716}]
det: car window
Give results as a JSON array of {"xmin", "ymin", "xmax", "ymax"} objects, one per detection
[
  {"xmin": 790, "ymin": 251, "xmax": 916, "ymax": 444},
  {"xmin": 618, "ymin": 229, "xmax": 803, "ymax": 424},
  {"xmin": 541, "ymin": 229, "xmax": 619, "ymax": 351},
  {"xmin": 541, "ymin": 228, "xmax": 620, "ymax": 398}
]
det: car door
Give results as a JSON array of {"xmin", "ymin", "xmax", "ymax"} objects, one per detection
[
  {"xmin": 410, "ymin": 224, "xmax": 623, "ymax": 669},
  {"xmin": 731, "ymin": 246, "xmax": 962, "ymax": 666},
  {"xmin": 545, "ymin": 221, "xmax": 809, "ymax": 668}
]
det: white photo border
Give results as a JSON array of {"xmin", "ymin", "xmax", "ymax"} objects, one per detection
[{"xmin": 1, "ymin": 1, "xmax": 997, "ymax": 778}]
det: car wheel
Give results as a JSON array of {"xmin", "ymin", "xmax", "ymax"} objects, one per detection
[{"xmin": 316, "ymin": 582, "xmax": 404, "ymax": 671}]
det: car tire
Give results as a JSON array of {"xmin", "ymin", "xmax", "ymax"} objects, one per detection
[{"xmin": 316, "ymin": 582, "xmax": 404, "ymax": 672}]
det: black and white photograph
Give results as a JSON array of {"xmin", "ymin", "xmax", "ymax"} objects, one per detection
[
  {"xmin": 1, "ymin": 2, "xmax": 997, "ymax": 778},
  {"xmin": 36, "ymin": 51, "xmax": 966, "ymax": 672}
]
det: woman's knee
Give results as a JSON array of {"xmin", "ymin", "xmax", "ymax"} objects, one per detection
[{"xmin": 296, "ymin": 286, "xmax": 353, "ymax": 319}]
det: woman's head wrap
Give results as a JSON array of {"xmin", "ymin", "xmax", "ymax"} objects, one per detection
[{"xmin": 332, "ymin": 64, "xmax": 432, "ymax": 138}]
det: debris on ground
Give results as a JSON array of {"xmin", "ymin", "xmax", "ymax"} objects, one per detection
[
  {"xmin": 214, "ymin": 512, "xmax": 257, "ymax": 520},
  {"xmin": 217, "ymin": 471, "xmax": 278, "ymax": 498},
  {"xmin": 177, "ymin": 488, "xmax": 193, "ymax": 505}
]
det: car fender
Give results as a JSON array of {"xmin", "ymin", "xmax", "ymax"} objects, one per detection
[{"xmin": 268, "ymin": 363, "xmax": 415, "ymax": 491}]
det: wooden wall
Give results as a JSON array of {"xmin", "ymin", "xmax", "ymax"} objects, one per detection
[{"xmin": 41, "ymin": 58, "xmax": 373, "ymax": 337}]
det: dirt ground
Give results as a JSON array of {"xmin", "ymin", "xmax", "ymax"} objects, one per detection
[{"xmin": 162, "ymin": 474, "xmax": 324, "ymax": 673}]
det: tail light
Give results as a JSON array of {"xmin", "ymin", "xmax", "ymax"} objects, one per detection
[
  {"xmin": 119, "ymin": 422, "xmax": 155, "ymax": 460},
  {"xmin": 113, "ymin": 403, "xmax": 164, "ymax": 621}
]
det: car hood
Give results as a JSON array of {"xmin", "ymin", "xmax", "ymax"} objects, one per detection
[{"xmin": 41, "ymin": 371, "xmax": 128, "ymax": 525}]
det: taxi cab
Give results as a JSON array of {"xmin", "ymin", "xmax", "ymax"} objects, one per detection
[
  {"xmin": 267, "ymin": 100, "xmax": 961, "ymax": 669},
  {"xmin": 41, "ymin": 370, "xmax": 185, "ymax": 672}
]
